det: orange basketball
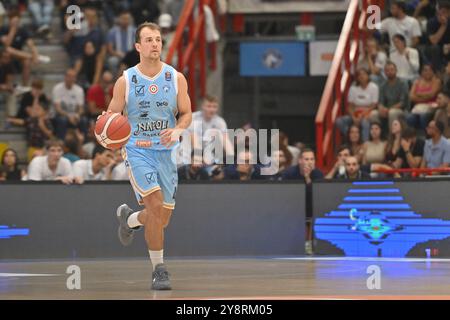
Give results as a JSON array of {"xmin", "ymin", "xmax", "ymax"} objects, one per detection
[{"xmin": 95, "ymin": 113, "xmax": 131, "ymax": 150}]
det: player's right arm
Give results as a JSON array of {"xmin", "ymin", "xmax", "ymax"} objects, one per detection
[{"xmin": 106, "ymin": 75, "xmax": 126, "ymax": 114}]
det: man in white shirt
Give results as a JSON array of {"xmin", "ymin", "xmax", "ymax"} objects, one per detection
[
  {"xmin": 390, "ymin": 33, "xmax": 420, "ymax": 82},
  {"xmin": 73, "ymin": 144, "xmax": 115, "ymax": 183},
  {"xmin": 380, "ymin": 1, "xmax": 422, "ymax": 48},
  {"xmin": 27, "ymin": 139, "xmax": 74, "ymax": 183},
  {"xmin": 52, "ymin": 68, "xmax": 86, "ymax": 140}
]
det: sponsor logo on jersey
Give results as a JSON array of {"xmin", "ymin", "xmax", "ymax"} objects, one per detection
[
  {"xmin": 139, "ymin": 111, "xmax": 149, "ymax": 118},
  {"xmin": 133, "ymin": 120, "xmax": 169, "ymax": 135},
  {"xmin": 145, "ymin": 172, "xmax": 157, "ymax": 183},
  {"xmin": 156, "ymin": 100, "xmax": 169, "ymax": 107},
  {"xmin": 149, "ymin": 84, "xmax": 158, "ymax": 94},
  {"xmin": 136, "ymin": 140, "xmax": 153, "ymax": 148},
  {"xmin": 163, "ymin": 85, "xmax": 170, "ymax": 93},
  {"xmin": 138, "ymin": 100, "xmax": 151, "ymax": 108},
  {"xmin": 135, "ymin": 85, "xmax": 145, "ymax": 96},
  {"xmin": 165, "ymin": 71, "xmax": 172, "ymax": 81}
]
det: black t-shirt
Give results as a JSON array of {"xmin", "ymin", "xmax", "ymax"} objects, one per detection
[
  {"xmin": 396, "ymin": 138, "xmax": 425, "ymax": 168},
  {"xmin": 427, "ymin": 16, "xmax": 450, "ymax": 46},
  {"xmin": 0, "ymin": 27, "xmax": 30, "ymax": 50},
  {"xmin": 16, "ymin": 92, "xmax": 49, "ymax": 119},
  {"xmin": 0, "ymin": 63, "xmax": 14, "ymax": 84}
]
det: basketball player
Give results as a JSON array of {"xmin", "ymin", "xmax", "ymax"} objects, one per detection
[{"xmin": 105, "ymin": 22, "xmax": 192, "ymax": 290}]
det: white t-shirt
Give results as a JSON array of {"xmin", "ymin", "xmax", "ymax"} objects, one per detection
[
  {"xmin": 389, "ymin": 48, "xmax": 420, "ymax": 81},
  {"xmin": 111, "ymin": 162, "xmax": 128, "ymax": 180},
  {"xmin": 380, "ymin": 16, "xmax": 422, "ymax": 47},
  {"xmin": 73, "ymin": 159, "xmax": 108, "ymax": 181},
  {"xmin": 348, "ymin": 82, "xmax": 379, "ymax": 107},
  {"xmin": 188, "ymin": 111, "xmax": 228, "ymax": 147},
  {"xmin": 52, "ymin": 82, "xmax": 85, "ymax": 114},
  {"xmin": 358, "ymin": 51, "xmax": 388, "ymax": 73},
  {"xmin": 27, "ymin": 155, "xmax": 73, "ymax": 181}
]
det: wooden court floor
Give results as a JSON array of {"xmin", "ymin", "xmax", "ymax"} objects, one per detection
[{"xmin": 1, "ymin": 257, "xmax": 450, "ymax": 299}]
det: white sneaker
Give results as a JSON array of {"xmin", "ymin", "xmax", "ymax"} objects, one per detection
[{"xmin": 38, "ymin": 55, "xmax": 51, "ymax": 64}]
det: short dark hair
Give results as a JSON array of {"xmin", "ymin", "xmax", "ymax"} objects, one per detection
[
  {"xmin": 337, "ymin": 144, "xmax": 352, "ymax": 155},
  {"xmin": 135, "ymin": 22, "xmax": 161, "ymax": 43},
  {"xmin": 435, "ymin": 120, "xmax": 446, "ymax": 134},
  {"xmin": 393, "ymin": 33, "xmax": 406, "ymax": 44},
  {"xmin": 393, "ymin": 1, "xmax": 407, "ymax": 12},
  {"xmin": 401, "ymin": 127, "xmax": 417, "ymax": 139},
  {"xmin": 385, "ymin": 60, "xmax": 397, "ymax": 69},
  {"xmin": 92, "ymin": 144, "xmax": 109, "ymax": 158},
  {"xmin": 45, "ymin": 139, "xmax": 65, "ymax": 150},
  {"xmin": 301, "ymin": 147, "xmax": 315, "ymax": 157}
]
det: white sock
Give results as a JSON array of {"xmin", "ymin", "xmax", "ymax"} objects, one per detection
[
  {"xmin": 127, "ymin": 211, "xmax": 143, "ymax": 229},
  {"xmin": 149, "ymin": 250, "xmax": 164, "ymax": 270}
]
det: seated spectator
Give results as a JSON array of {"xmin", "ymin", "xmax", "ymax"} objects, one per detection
[
  {"xmin": 27, "ymin": 139, "xmax": 74, "ymax": 183},
  {"xmin": 130, "ymin": 0, "xmax": 160, "ymax": 26},
  {"xmin": 391, "ymin": 127, "xmax": 425, "ymax": 170},
  {"xmin": 86, "ymin": 70, "xmax": 114, "ymax": 121},
  {"xmin": 63, "ymin": 6, "xmax": 89, "ymax": 64},
  {"xmin": 178, "ymin": 154, "xmax": 210, "ymax": 181},
  {"xmin": 337, "ymin": 156, "xmax": 371, "ymax": 179},
  {"xmin": 389, "ymin": 34, "xmax": 420, "ymax": 83},
  {"xmin": 0, "ymin": 10, "xmax": 50, "ymax": 85},
  {"xmin": 106, "ymin": 10, "xmax": 136, "ymax": 76},
  {"xmin": 374, "ymin": 61, "xmax": 410, "ymax": 128},
  {"xmin": 52, "ymin": 68, "xmax": 87, "ymax": 139},
  {"xmin": 279, "ymin": 131, "xmax": 298, "ymax": 166},
  {"xmin": 407, "ymin": 63, "xmax": 442, "ymax": 130},
  {"xmin": 73, "ymin": 144, "xmax": 115, "ymax": 183},
  {"xmin": 325, "ymin": 145, "xmax": 352, "ymax": 179},
  {"xmin": 7, "ymin": 100, "xmax": 54, "ymax": 162},
  {"xmin": 380, "ymin": 1, "xmax": 422, "ymax": 48},
  {"xmin": 63, "ymin": 128, "xmax": 83, "ymax": 163},
  {"xmin": 224, "ymin": 149, "xmax": 264, "ymax": 181},
  {"xmin": 118, "ymin": 48, "xmax": 139, "ymax": 76},
  {"xmin": 434, "ymin": 91, "xmax": 450, "ymax": 138},
  {"xmin": 158, "ymin": 13, "xmax": 175, "ymax": 62},
  {"xmin": 0, "ymin": 48, "xmax": 15, "ymax": 117},
  {"xmin": 111, "ymin": 149, "xmax": 128, "ymax": 180},
  {"xmin": 28, "ymin": 0, "xmax": 54, "ymax": 36},
  {"xmin": 0, "ymin": 148, "xmax": 26, "ymax": 181},
  {"xmin": 74, "ymin": 41, "xmax": 97, "ymax": 89},
  {"xmin": 408, "ymin": 0, "xmax": 437, "ymax": 20},
  {"xmin": 443, "ymin": 60, "xmax": 450, "ymax": 92},
  {"xmin": 336, "ymin": 68, "xmax": 379, "ymax": 141},
  {"xmin": 14, "ymin": 78, "xmax": 48, "ymax": 121},
  {"xmin": 421, "ymin": 120, "xmax": 450, "ymax": 170},
  {"xmin": 358, "ymin": 38, "xmax": 387, "ymax": 86},
  {"xmin": 385, "ymin": 118, "xmax": 409, "ymax": 166},
  {"xmin": 267, "ymin": 149, "xmax": 289, "ymax": 181},
  {"xmin": 282, "ymin": 148, "xmax": 324, "ymax": 183},
  {"xmin": 362, "ymin": 121, "xmax": 387, "ymax": 165},
  {"xmin": 425, "ymin": 1, "xmax": 450, "ymax": 70},
  {"xmin": 346, "ymin": 124, "xmax": 365, "ymax": 162}
]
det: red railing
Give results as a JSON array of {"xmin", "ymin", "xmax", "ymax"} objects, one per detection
[
  {"xmin": 166, "ymin": 0, "xmax": 218, "ymax": 110},
  {"xmin": 315, "ymin": 0, "xmax": 384, "ymax": 171},
  {"xmin": 374, "ymin": 168, "xmax": 450, "ymax": 177}
]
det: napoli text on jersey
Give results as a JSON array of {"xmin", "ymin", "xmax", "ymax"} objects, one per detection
[{"xmin": 123, "ymin": 63, "xmax": 178, "ymax": 150}]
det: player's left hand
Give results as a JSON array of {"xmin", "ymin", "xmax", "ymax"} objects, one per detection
[{"xmin": 160, "ymin": 128, "xmax": 184, "ymax": 148}]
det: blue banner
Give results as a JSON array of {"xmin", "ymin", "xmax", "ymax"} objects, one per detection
[{"xmin": 240, "ymin": 42, "xmax": 306, "ymax": 76}]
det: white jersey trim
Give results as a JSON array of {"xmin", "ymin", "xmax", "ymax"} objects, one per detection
[
  {"xmin": 135, "ymin": 62, "xmax": 166, "ymax": 81},
  {"xmin": 123, "ymin": 69, "xmax": 129, "ymax": 108}
]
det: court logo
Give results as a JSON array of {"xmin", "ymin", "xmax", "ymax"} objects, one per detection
[
  {"xmin": 66, "ymin": 265, "xmax": 81, "ymax": 290},
  {"xmin": 149, "ymin": 84, "xmax": 159, "ymax": 94},
  {"xmin": 165, "ymin": 72, "xmax": 172, "ymax": 81},
  {"xmin": 366, "ymin": 265, "xmax": 381, "ymax": 290},
  {"xmin": 135, "ymin": 85, "xmax": 145, "ymax": 97}
]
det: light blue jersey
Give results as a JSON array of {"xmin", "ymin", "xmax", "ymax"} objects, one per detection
[
  {"xmin": 122, "ymin": 63, "xmax": 180, "ymax": 208},
  {"xmin": 123, "ymin": 63, "xmax": 178, "ymax": 150}
]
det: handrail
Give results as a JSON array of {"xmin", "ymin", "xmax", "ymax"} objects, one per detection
[
  {"xmin": 315, "ymin": 0, "xmax": 384, "ymax": 171},
  {"xmin": 166, "ymin": 0, "xmax": 219, "ymax": 110}
]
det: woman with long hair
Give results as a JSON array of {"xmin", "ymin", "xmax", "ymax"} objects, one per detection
[
  {"xmin": 345, "ymin": 124, "xmax": 364, "ymax": 163},
  {"xmin": 362, "ymin": 121, "xmax": 387, "ymax": 165},
  {"xmin": 0, "ymin": 148, "xmax": 26, "ymax": 181},
  {"xmin": 385, "ymin": 118, "xmax": 408, "ymax": 165}
]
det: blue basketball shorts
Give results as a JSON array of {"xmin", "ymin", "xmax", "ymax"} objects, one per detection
[{"xmin": 121, "ymin": 146, "xmax": 178, "ymax": 209}]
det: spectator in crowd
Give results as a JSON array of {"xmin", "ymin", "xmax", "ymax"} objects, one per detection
[
  {"xmin": 111, "ymin": 149, "xmax": 128, "ymax": 180},
  {"xmin": 362, "ymin": 121, "xmax": 387, "ymax": 165},
  {"xmin": 129, "ymin": 0, "xmax": 160, "ymax": 26},
  {"xmin": 358, "ymin": 38, "xmax": 387, "ymax": 85},
  {"xmin": 380, "ymin": 1, "xmax": 422, "ymax": 48},
  {"xmin": 408, "ymin": 0, "xmax": 437, "ymax": 20},
  {"xmin": 162, "ymin": 0, "xmax": 184, "ymax": 26},
  {"xmin": 14, "ymin": 78, "xmax": 49, "ymax": 122},
  {"xmin": 407, "ymin": 63, "xmax": 442, "ymax": 130},
  {"xmin": 389, "ymin": 34, "xmax": 420, "ymax": 83},
  {"xmin": 0, "ymin": 48, "xmax": 16, "ymax": 118},
  {"xmin": 282, "ymin": 148, "xmax": 324, "ymax": 183},
  {"xmin": 425, "ymin": 1, "xmax": 450, "ymax": 70},
  {"xmin": 82, "ymin": 121, "xmax": 97, "ymax": 159},
  {"xmin": 178, "ymin": 153, "xmax": 210, "ymax": 181},
  {"xmin": 336, "ymin": 68, "xmax": 379, "ymax": 141},
  {"xmin": 278, "ymin": 131, "xmax": 299, "ymax": 166},
  {"xmin": 28, "ymin": 0, "xmax": 54, "ymax": 36},
  {"xmin": 74, "ymin": 41, "xmax": 97, "ymax": 89},
  {"xmin": 27, "ymin": 139, "xmax": 74, "ymax": 183},
  {"xmin": 421, "ymin": 120, "xmax": 450, "ymax": 170},
  {"xmin": 158, "ymin": 13, "xmax": 175, "ymax": 62},
  {"xmin": 188, "ymin": 95, "xmax": 234, "ymax": 164},
  {"xmin": 337, "ymin": 156, "xmax": 371, "ymax": 179},
  {"xmin": 86, "ymin": 70, "xmax": 114, "ymax": 121},
  {"xmin": 375, "ymin": 61, "xmax": 410, "ymax": 128},
  {"xmin": 325, "ymin": 144, "xmax": 352, "ymax": 179},
  {"xmin": 346, "ymin": 124, "xmax": 365, "ymax": 163},
  {"xmin": 0, "ymin": 148, "xmax": 25, "ymax": 181},
  {"xmin": 224, "ymin": 149, "xmax": 264, "ymax": 181},
  {"xmin": 63, "ymin": 4, "xmax": 89, "ymax": 64},
  {"xmin": 106, "ymin": 10, "xmax": 136, "ymax": 76},
  {"xmin": 63, "ymin": 128, "xmax": 83, "ymax": 163},
  {"xmin": 385, "ymin": 118, "xmax": 408, "ymax": 166},
  {"xmin": 52, "ymin": 68, "xmax": 87, "ymax": 140},
  {"xmin": 391, "ymin": 126, "xmax": 425, "ymax": 169},
  {"xmin": 444, "ymin": 60, "xmax": 450, "ymax": 92},
  {"xmin": 267, "ymin": 149, "xmax": 290, "ymax": 181},
  {"xmin": 118, "ymin": 47, "xmax": 139, "ymax": 76},
  {"xmin": 0, "ymin": 10, "xmax": 50, "ymax": 85},
  {"xmin": 434, "ymin": 91, "xmax": 450, "ymax": 137},
  {"xmin": 73, "ymin": 144, "xmax": 115, "ymax": 183},
  {"xmin": 7, "ymin": 99, "xmax": 54, "ymax": 162}
]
